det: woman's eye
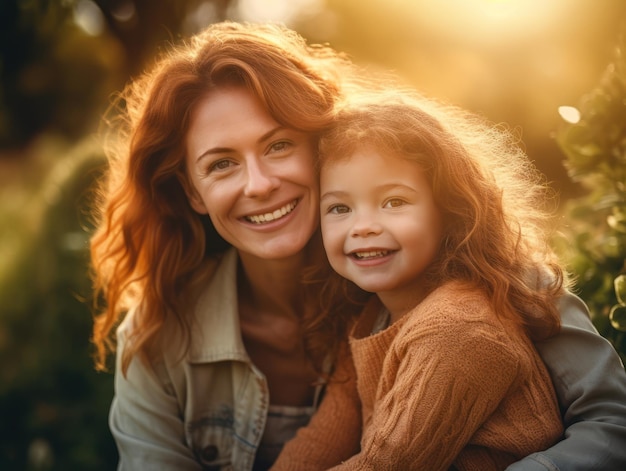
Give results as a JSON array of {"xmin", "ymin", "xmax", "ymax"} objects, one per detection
[
  {"xmin": 328, "ymin": 204, "xmax": 350, "ymax": 214},
  {"xmin": 269, "ymin": 141, "xmax": 291, "ymax": 153},
  {"xmin": 208, "ymin": 159, "xmax": 235, "ymax": 173},
  {"xmin": 384, "ymin": 198, "xmax": 405, "ymax": 208}
]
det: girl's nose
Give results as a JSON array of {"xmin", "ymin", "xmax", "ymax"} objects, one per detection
[{"xmin": 350, "ymin": 213, "xmax": 383, "ymax": 238}]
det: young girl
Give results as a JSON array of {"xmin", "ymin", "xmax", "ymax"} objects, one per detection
[{"xmin": 275, "ymin": 90, "xmax": 568, "ymax": 470}]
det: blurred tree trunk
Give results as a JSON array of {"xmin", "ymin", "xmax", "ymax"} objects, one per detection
[
  {"xmin": 0, "ymin": 0, "xmax": 233, "ymax": 148},
  {"xmin": 95, "ymin": 0, "xmax": 233, "ymax": 76}
]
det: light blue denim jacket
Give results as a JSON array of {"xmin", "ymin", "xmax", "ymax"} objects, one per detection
[
  {"xmin": 508, "ymin": 292, "xmax": 626, "ymax": 470},
  {"xmin": 110, "ymin": 248, "xmax": 626, "ymax": 470},
  {"xmin": 110, "ymin": 249, "xmax": 268, "ymax": 470}
]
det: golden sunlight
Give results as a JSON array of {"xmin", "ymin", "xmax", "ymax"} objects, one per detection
[
  {"xmin": 421, "ymin": 0, "xmax": 570, "ymax": 39},
  {"xmin": 237, "ymin": 0, "xmax": 323, "ymax": 23}
]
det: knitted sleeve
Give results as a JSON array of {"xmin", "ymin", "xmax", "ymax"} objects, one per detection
[
  {"xmin": 330, "ymin": 310, "xmax": 522, "ymax": 471},
  {"xmin": 270, "ymin": 343, "xmax": 362, "ymax": 470}
]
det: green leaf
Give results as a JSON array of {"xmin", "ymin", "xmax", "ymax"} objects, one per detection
[
  {"xmin": 608, "ymin": 214, "xmax": 626, "ymax": 233},
  {"xmin": 615, "ymin": 274, "xmax": 626, "ymax": 304},
  {"xmin": 609, "ymin": 304, "xmax": 626, "ymax": 331}
]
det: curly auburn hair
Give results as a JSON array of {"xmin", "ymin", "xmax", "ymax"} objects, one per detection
[{"xmin": 318, "ymin": 89, "xmax": 569, "ymax": 341}]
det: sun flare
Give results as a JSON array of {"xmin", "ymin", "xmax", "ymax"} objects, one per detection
[{"xmin": 422, "ymin": 0, "xmax": 569, "ymax": 39}]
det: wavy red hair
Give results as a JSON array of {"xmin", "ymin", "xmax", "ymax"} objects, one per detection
[{"xmin": 90, "ymin": 22, "xmax": 354, "ymax": 373}]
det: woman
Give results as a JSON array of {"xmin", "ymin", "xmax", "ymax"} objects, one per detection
[{"xmin": 90, "ymin": 21, "xmax": 626, "ymax": 470}]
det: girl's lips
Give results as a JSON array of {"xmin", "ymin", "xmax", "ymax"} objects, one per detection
[
  {"xmin": 351, "ymin": 249, "xmax": 391, "ymax": 260},
  {"xmin": 348, "ymin": 249, "xmax": 397, "ymax": 266},
  {"xmin": 243, "ymin": 199, "xmax": 298, "ymax": 224}
]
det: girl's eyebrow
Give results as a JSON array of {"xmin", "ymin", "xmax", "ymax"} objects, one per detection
[
  {"xmin": 320, "ymin": 190, "xmax": 348, "ymax": 201},
  {"xmin": 195, "ymin": 126, "xmax": 286, "ymax": 163},
  {"xmin": 375, "ymin": 183, "xmax": 419, "ymax": 194},
  {"xmin": 321, "ymin": 183, "xmax": 419, "ymax": 201}
]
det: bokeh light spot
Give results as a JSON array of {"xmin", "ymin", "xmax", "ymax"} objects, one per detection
[
  {"xmin": 73, "ymin": 0, "xmax": 105, "ymax": 36},
  {"xmin": 558, "ymin": 105, "xmax": 581, "ymax": 124}
]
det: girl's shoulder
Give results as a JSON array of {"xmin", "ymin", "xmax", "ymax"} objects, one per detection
[
  {"xmin": 400, "ymin": 281, "xmax": 517, "ymax": 342},
  {"xmin": 413, "ymin": 281, "xmax": 493, "ymax": 321},
  {"xmin": 393, "ymin": 282, "xmax": 523, "ymax": 374}
]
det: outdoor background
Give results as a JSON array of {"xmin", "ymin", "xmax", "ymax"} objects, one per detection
[{"xmin": 1, "ymin": 0, "xmax": 625, "ymax": 469}]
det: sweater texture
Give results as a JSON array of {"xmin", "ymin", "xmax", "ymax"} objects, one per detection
[{"xmin": 274, "ymin": 282, "xmax": 563, "ymax": 470}]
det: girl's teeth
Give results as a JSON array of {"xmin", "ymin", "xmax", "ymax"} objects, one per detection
[
  {"xmin": 246, "ymin": 201, "xmax": 297, "ymax": 224},
  {"xmin": 355, "ymin": 250, "xmax": 389, "ymax": 259}
]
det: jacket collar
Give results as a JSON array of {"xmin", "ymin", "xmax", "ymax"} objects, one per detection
[{"xmin": 188, "ymin": 248, "xmax": 250, "ymax": 364}]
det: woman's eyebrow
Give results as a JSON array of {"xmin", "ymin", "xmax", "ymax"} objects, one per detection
[
  {"xmin": 195, "ymin": 126, "xmax": 286, "ymax": 162},
  {"xmin": 195, "ymin": 146, "xmax": 233, "ymax": 162},
  {"xmin": 257, "ymin": 126, "xmax": 286, "ymax": 144}
]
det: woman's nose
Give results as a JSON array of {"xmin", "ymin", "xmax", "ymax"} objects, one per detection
[{"xmin": 243, "ymin": 158, "xmax": 279, "ymax": 198}]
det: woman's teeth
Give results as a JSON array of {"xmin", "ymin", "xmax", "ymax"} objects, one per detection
[
  {"xmin": 354, "ymin": 250, "xmax": 389, "ymax": 259},
  {"xmin": 245, "ymin": 200, "xmax": 297, "ymax": 224}
]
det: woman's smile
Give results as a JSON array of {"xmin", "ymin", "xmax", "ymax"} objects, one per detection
[
  {"xmin": 185, "ymin": 87, "xmax": 319, "ymax": 260},
  {"xmin": 243, "ymin": 199, "xmax": 299, "ymax": 224}
]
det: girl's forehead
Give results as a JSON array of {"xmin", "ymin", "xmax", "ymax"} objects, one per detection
[{"xmin": 323, "ymin": 144, "xmax": 414, "ymax": 169}]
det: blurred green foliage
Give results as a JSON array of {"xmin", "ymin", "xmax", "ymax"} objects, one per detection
[
  {"xmin": 0, "ymin": 137, "xmax": 115, "ymax": 469},
  {"xmin": 0, "ymin": 0, "xmax": 229, "ymax": 149},
  {"xmin": 0, "ymin": 0, "xmax": 120, "ymax": 147},
  {"xmin": 0, "ymin": 0, "xmax": 234, "ymax": 468},
  {"xmin": 556, "ymin": 37, "xmax": 626, "ymax": 364}
]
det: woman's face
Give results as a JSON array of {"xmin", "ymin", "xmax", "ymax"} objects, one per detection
[{"xmin": 185, "ymin": 86, "xmax": 319, "ymax": 261}]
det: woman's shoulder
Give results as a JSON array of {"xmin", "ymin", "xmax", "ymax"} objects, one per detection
[{"xmin": 117, "ymin": 248, "xmax": 238, "ymax": 358}]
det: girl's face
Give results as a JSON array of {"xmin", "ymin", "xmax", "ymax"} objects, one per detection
[
  {"xmin": 320, "ymin": 146, "xmax": 443, "ymax": 316},
  {"xmin": 185, "ymin": 87, "xmax": 319, "ymax": 261}
]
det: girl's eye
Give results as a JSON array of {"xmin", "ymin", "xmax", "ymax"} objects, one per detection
[
  {"xmin": 328, "ymin": 204, "xmax": 351, "ymax": 214},
  {"xmin": 384, "ymin": 198, "xmax": 405, "ymax": 208}
]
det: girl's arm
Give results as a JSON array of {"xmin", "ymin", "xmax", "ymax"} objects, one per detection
[
  {"xmin": 271, "ymin": 344, "xmax": 362, "ymax": 471},
  {"xmin": 110, "ymin": 315, "xmax": 202, "ymax": 471},
  {"xmin": 506, "ymin": 291, "xmax": 626, "ymax": 471}
]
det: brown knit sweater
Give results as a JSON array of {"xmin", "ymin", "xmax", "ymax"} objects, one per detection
[{"xmin": 273, "ymin": 282, "xmax": 563, "ymax": 470}]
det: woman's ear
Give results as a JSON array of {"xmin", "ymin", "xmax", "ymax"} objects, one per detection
[
  {"xmin": 187, "ymin": 190, "xmax": 209, "ymax": 215},
  {"xmin": 180, "ymin": 174, "xmax": 209, "ymax": 215}
]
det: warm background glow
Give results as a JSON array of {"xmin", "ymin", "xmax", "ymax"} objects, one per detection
[{"xmin": 283, "ymin": 0, "xmax": 626, "ymax": 198}]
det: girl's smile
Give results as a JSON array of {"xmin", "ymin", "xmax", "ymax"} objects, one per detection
[{"xmin": 320, "ymin": 145, "xmax": 443, "ymax": 317}]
